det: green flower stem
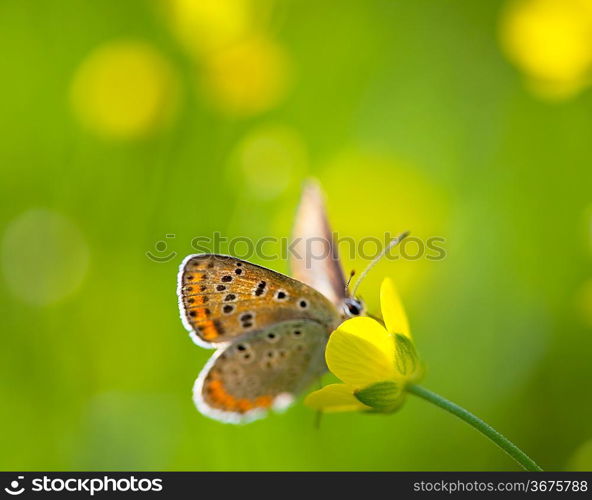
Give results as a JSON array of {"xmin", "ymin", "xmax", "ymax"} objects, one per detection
[{"xmin": 407, "ymin": 384, "xmax": 543, "ymax": 472}]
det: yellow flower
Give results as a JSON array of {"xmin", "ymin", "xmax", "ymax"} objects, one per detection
[
  {"xmin": 306, "ymin": 279, "xmax": 543, "ymax": 472},
  {"xmin": 305, "ymin": 278, "xmax": 423, "ymax": 413}
]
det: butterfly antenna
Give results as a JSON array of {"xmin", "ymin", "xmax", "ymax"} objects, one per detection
[
  {"xmin": 350, "ymin": 231, "xmax": 410, "ymax": 297},
  {"xmin": 345, "ymin": 269, "xmax": 356, "ymax": 292}
]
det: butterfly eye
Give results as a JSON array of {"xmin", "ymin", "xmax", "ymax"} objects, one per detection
[
  {"xmin": 344, "ymin": 298, "xmax": 364, "ymax": 317},
  {"xmin": 348, "ymin": 303, "xmax": 361, "ymax": 315}
]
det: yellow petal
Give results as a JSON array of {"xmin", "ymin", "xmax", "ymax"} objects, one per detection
[
  {"xmin": 326, "ymin": 317, "xmax": 396, "ymax": 388},
  {"xmin": 304, "ymin": 384, "xmax": 369, "ymax": 412},
  {"xmin": 381, "ymin": 278, "xmax": 411, "ymax": 338}
]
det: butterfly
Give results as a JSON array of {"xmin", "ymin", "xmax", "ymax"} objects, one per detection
[{"xmin": 177, "ymin": 181, "xmax": 405, "ymax": 423}]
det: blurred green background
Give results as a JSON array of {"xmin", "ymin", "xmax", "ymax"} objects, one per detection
[{"xmin": 1, "ymin": 0, "xmax": 592, "ymax": 471}]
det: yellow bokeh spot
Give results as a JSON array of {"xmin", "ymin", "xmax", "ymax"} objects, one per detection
[
  {"xmin": 574, "ymin": 279, "xmax": 592, "ymax": 328},
  {"xmin": 318, "ymin": 152, "xmax": 449, "ymax": 301},
  {"xmin": 568, "ymin": 439, "xmax": 592, "ymax": 470},
  {"xmin": 500, "ymin": 0, "xmax": 592, "ymax": 99},
  {"xmin": 1, "ymin": 209, "xmax": 90, "ymax": 306},
  {"xmin": 70, "ymin": 40, "xmax": 180, "ymax": 140},
  {"xmin": 230, "ymin": 124, "xmax": 307, "ymax": 199},
  {"xmin": 166, "ymin": 0, "xmax": 259, "ymax": 56},
  {"xmin": 200, "ymin": 36, "xmax": 291, "ymax": 116}
]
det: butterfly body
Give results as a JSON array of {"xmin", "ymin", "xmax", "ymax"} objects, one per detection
[{"xmin": 177, "ymin": 182, "xmax": 363, "ymax": 423}]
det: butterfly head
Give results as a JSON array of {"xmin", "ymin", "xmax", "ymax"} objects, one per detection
[
  {"xmin": 342, "ymin": 296, "xmax": 365, "ymax": 318},
  {"xmin": 341, "ymin": 231, "xmax": 410, "ymax": 321}
]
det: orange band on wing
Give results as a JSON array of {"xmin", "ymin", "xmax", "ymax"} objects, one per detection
[
  {"xmin": 186, "ymin": 295, "xmax": 209, "ymax": 305},
  {"xmin": 187, "ymin": 307, "xmax": 221, "ymax": 340},
  {"xmin": 205, "ymin": 377, "xmax": 273, "ymax": 414},
  {"xmin": 200, "ymin": 321, "xmax": 219, "ymax": 341}
]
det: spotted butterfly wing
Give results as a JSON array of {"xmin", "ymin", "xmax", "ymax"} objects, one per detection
[
  {"xmin": 177, "ymin": 254, "xmax": 340, "ymax": 347},
  {"xmin": 194, "ymin": 319, "xmax": 328, "ymax": 423}
]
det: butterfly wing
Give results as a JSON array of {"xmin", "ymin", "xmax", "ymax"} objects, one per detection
[
  {"xmin": 290, "ymin": 180, "xmax": 347, "ymax": 307},
  {"xmin": 177, "ymin": 254, "xmax": 340, "ymax": 346},
  {"xmin": 194, "ymin": 319, "xmax": 328, "ymax": 423}
]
